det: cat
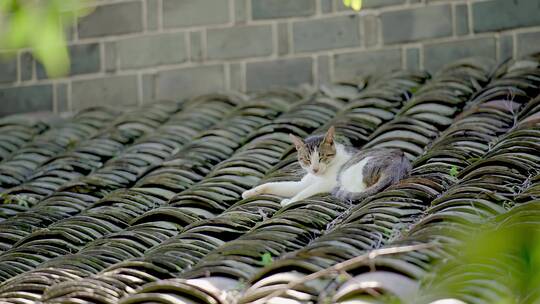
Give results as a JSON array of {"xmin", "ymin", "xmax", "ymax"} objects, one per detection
[{"xmin": 242, "ymin": 126, "xmax": 411, "ymax": 206}]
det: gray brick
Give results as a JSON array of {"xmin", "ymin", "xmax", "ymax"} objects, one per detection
[
  {"xmin": 252, "ymin": 0, "xmax": 315, "ymax": 19},
  {"xmin": 105, "ymin": 42, "xmax": 117, "ymax": 73},
  {"xmin": 321, "ymin": 0, "xmax": 333, "ymax": 13},
  {"xmin": 190, "ymin": 31, "xmax": 203, "ymax": 62},
  {"xmin": 499, "ymin": 34, "xmax": 514, "ymax": 61},
  {"xmin": 64, "ymin": 24, "xmax": 76, "ymax": 42},
  {"xmin": 156, "ymin": 65, "xmax": 226, "ymax": 101},
  {"xmin": 0, "ymin": 55, "xmax": 17, "ymax": 84},
  {"xmin": 381, "ymin": 5, "xmax": 452, "ymax": 44},
  {"xmin": 142, "ymin": 74, "xmax": 156, "ymax": 103},
  {"xmin": 207, "ymin": 25, "xmax": 273, "ymax": 60},
  {"xmin": 0, "ymin": 85, "xmax": 53, "ymax": 117},
  {"xmin": 55, "ymin": 83, "xmax": 69, "ymax": 112},
  {"xmin": 317, "ymin": 55, "xmax": 331, "ymax": 85},
  {"xmin": 406, "ymin": 47, "xmax": 420, "ymax": 70},
  {"xmin": 455, "ymin": 4, "xmax": 469, "ymax": 35},
  {"xmin": 19, "ymin": 52, "xmax": 33, "ymax": 81},
  {"xmin": 334, "ymin": 49, "xmax": 401, "ymax": 81},
  {"xmin": 424, "ymin": 37, "xmax": 496, "ymax": 72},
  {"xmin": 163, "ymin": 0, "xmax": 229, "ymax": 28},
  {"xmin": 517, "ymin": 31, "xmax": 540, "ymax": 57},
  {"xmin": 363, "ymin": 15, "xmax": 378, "ymax": 47},
  {"xmin": 68, "ymin": 43, "xmax": 101, "ymax": 76},
  {"xmin": 37, "ymin": 43, "xmax": 100, "ymax": 79},
  {"xmin": 72, "ymin": 76, "xmax": 139, "ymax": 110},
  {"xmin": 473, "ymin": 0, "xmax": 540, "ymax": 33},
  {"xmin": 336, "ymin": 0, "xmax": 405, "ymax": 10},
  {"xmin": 229, "ymin": 63, "xmax": 244, "ymax": 91},
  {"xmin": 235, "ymin": 0, "xmax": 247, "ymax": 23},
  {"xmin": 363, "ymin": 0, "xmax": 406, "ymax": 7},
  {"xmin": 293, "ymin": 15, "xmax": 361, "ymax": 53},
  {"xmin": 246, "ymin": 57, "xmax": 313, "ymax": 91},
  {"xmin": 115, "ymin": 33, "xmax": 187, "ymax": 69},
  {"xmin": 79, "ymin": 1, "xmax": 143, "ymax": 38},
  {"xmin": 147, "ymin": 0, "xmax": 159, "ymax": 31},
  {"xmin": 278, "ymin": 23, "xmax": 290, "ymax": 55}
]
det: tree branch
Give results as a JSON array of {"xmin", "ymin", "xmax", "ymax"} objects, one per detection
[{"xmin": 251, "ymin": 243, "xmax": 436, "ymax": 304}]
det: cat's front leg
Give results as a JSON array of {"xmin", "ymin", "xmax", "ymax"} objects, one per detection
[
  {"xmin": 280, "ymin": 198, "xmax": 292, "ymax": 206},
  {"xmin": 243, "ymin": 181, "xmax": 305, "ymax": 200},
  {"xmin": 281, "ymin": 183, "xmax": 330, "ymax": 206},
  {"xmin": 282, "ymin": 192, "xmax": 313, "ymax": 206},
  {"xmin": 242, "ymin": 184, "xmax": 269, "ymax": 199},
  {"xmin": 280, "ymin": 190, "xmax": 312, "ymax": 207}
]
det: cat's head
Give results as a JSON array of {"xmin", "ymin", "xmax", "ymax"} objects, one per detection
[{"xmin": 289, "ymin": 126, "xmax": 336, "ymax": 175}]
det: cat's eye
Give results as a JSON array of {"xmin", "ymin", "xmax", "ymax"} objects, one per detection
[{"xmin": 321, "ymin": 153, "xmax": 335, "ymax": 161}]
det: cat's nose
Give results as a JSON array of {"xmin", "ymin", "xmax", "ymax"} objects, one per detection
[{"xmin": 313, "ymin": 168, "xmax": 319, "ymax": 173}]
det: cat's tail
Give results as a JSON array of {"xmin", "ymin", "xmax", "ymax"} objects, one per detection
[
  {"xmin": 348, "ymin": 174, "xmax": 395, "ymax": 202},
  {"xmin": 337, "ymin": 152, "xmax": 411, "ymax": 202}
]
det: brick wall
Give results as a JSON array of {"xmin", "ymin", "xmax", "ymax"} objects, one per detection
[{"xmin": 1, "ymin": 0, "xmax": 540, "ymax": 116}]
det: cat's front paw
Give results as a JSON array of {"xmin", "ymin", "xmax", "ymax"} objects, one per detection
[
  {"xmin": 242, "ymin": 189, "xmax": 257, "ymax": 199},
  {"xmin": 280, "ymin": 199, "xmax": 292, "ymax": 207},
  {"xmin": 242, "ymin": 186, "xmax": 265, "ymax": 199}
]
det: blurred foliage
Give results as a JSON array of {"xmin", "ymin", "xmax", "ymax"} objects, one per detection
[
  {"xmin": 0, "ymin": 0, "xmax": 94, "ymax": 77},
  {"xmin": 343, "ymin": 0, "xmax": 363, "ymax": 11},
  {"xmin": 417, "ymin": 205, "xmax": 540, "ymax": 304}
]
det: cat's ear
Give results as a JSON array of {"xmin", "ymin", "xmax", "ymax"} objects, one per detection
[
  {"xmin": 323, "ymin": 126, "xmax": 335, "ymax": 145},
  {"xmin": 289, "ymin": 134, "xmax": 305, "ymax": 150}
]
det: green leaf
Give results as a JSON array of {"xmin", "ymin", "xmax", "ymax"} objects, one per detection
[
  {"xmin": 1, "ymin": 5, "xmax": 36, "ymax": 48},
  {"xmin": 449, "ymin": 165, "xmax": 459, "ymax": 177},
  {"xmin": 27, "ymin": 2, "xmax": 69, "ymax": 77},
  {"xmin": 0, "ymin": 0, "xmax": 18, "ymax": 13},
  {"xmin": 336, "ymin": 273, "xmax": 349, "ymax": 283},
  {"xmin": 351, "ymin": 0, "xmax": 362, "ymax": 11},
  {"xmin": 32, "ymin": 16, "xmax": 69, "ymax": 77},
  {"xmin": 260, "ymin": 252, "xmax": 273, "ymax": 267},
  {"xmin": 343, "ymin": 0, "xmax": 362, "ymax": 11},
  {"xmin": 0, "ymin": 0, "xmax": 94, "ymax": 77}
]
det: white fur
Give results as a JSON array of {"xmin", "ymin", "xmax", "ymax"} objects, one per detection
[
  {"xmin": 242, "ymin": 143, "xmax": 364, "ymax": 207},
  {"xmin": 309, "ymin": 150, "xmax": 320, "ymax": 173},
  {"xmin": 339, "ymin": 156, "xmax": 371, "ymax": 193}
]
